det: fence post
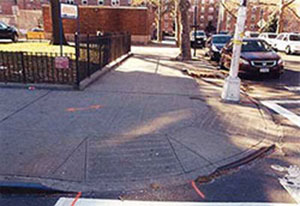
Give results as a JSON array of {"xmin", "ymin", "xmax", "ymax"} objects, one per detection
[
  {"xmin": 87, "ymin": 34, "xmax": 91, "ymax": 77},
  {"xmin": 20, "ymin": 52, "xmax": 26, "ymax": 83},
  {"xmin": 75, "ymin": 33, "xmax": 80, "ymax": 89}
]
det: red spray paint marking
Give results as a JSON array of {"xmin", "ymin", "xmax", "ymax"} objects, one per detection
[
  {"xmin": 71, "ymin": 192, "xmax": 82, "ymax": 206},
  {"xmin": 66, "ymin": 105, "xmax": 103, "ymax": 112},
  {"xmin": 191, "ymin": 180, "xmax": 206, "ymax": 199}
]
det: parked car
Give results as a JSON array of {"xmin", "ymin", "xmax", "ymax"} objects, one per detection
[
  {"xmin": 0, "ymin": 21, "xmax": 18, "ymax": 42},
  {"xmin": 220, "ymin": 38, "xmax": 284, "ymax": 78},
  {"xmin": 258, "ymin": 32, "xmax": 277, "ymax": 47},
  {"xmin": 205, "ymin": 34, "xmax": 232, "ymax": 61},
  {"xmin": 245, "ymin": 31, "xmax": 260, "ymax": 38},
  {"xmin": 190, "ymin": 30, "xmax": 207, "ymax": 48},
  {"xmin": 273, "ymin": 33, "xmax": 300, "ymax": 55}
]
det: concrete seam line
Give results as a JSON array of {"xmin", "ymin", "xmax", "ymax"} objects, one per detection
[{"xmin": 0, "ymin": 90, "xmax": 52, "ymax": 124}]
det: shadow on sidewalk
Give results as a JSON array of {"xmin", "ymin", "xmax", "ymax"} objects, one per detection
[{"xmin": 0, "ymin": 49, "xmax": 289, "ymax": 202}]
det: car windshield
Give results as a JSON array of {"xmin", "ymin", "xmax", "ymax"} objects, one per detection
[
  {"xmin": 290, "ymin": 35, "xmax": 300, "ymax": 41},
  {"xmin": 0, "ymin": 22, "xmax": 8, "ymax": 29},
  {"xmin": 268, "ymin": 34, "xmax": 277, "ymax": 39},
  {"xmin": 212, "ymin": 36, "xmax": 231, "ymax": 44},
  {"xmin": 242, "ymin": 40, "xmax": 272, "ymax": 52},
  {"xmin": 250, "ymin": 33, "xmax": 259, "ymax": 37},
  {"xmin": 192, "ymin": 31, "xmax": 205, "ymax": 36}
]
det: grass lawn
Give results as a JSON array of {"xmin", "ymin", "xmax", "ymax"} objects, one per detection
[{"xmin": 0, "ymin": 42, "xmax": 75, "ymax": 54}]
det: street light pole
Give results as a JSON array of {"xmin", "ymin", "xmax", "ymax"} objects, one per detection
[
  {"xmin": 221, "ymin": 0, "xmax": 247, "ymax": 102},
  {"xmin": 217, "ymin": 0, "xmax": 225, "ymax": 33}
]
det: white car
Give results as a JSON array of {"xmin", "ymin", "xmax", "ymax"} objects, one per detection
[
  {"xmin": 258, "ymin": 33, "xmax": 277, "ymax": 47},
  {"xmin": 245, "ymin": 31, "xmax": 260, "ymax": 38},
  {"xmin": 274, "ymin": 33, "xmax": 300, "ymax": 54}
]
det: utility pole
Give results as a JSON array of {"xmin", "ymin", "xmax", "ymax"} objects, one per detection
[
  {"xmin": 221, "ymin": 0, "xmax": 247, "ymax": 102},
  {"xmin": 217, "ymin": 0, "xmax": 225, "ymax": 33}
]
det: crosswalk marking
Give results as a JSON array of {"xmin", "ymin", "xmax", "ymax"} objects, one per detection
[
  {"xmin": 261, "ymin": 100, "xmax": 300, "ymax": 128},
  {"xmin": 55, "ymin": 198, "xmax": 299, "ymax": 206}
]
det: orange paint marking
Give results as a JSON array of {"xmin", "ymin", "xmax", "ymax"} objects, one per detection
[
  {"xmin": 66, "ymin": 105, "xmax": 103, "ymax": 112},
  {"xmin": 71, "ymin": 192, "xmax": 82, "ymax": 206},
  {"xmin": 191, "ymin": 180, "xmax": 205, "ymax": 199}
]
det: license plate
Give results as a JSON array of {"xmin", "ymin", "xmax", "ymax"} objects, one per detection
[{"xmin": 260, "ymin": 68, "xmax": 269, "ymax": 73}]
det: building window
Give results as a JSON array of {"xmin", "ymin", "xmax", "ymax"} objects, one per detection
[
  {"xmin": 82, "ymin": 0, "xmax": 88, "ymax": 4},
  {"xmin": 250, "ymin": 24, "xmax": 255, "ymax": 30},
  {"xmin": 66, "ymin": 0, "xmax": 75, "ymax": 4},
  {"xmin": 165, "ymin": 22, "xmax": 169, "ymax": 28},
  {"xmin": 98, "ymin": 0, "xmax": 104, "ymax": 5},
  {"xmin": 111, "ymin": 0, "xmax": 120, "ymax": 6},
  {"xmin": 201, "ymin": 0, "xmax": 205, "ymax": 4},
  {"xmin": 252, "ymin": 7, "xmax": 257, "ymax": 13},
  {"xmin": 209, "ymin": 0, "xmax": 214, "ymax": 4},
  {"xmin": 201, "ymin": 7, "xmax": 205, "ymax": 12},
  {"xmin": 200, "ymin": 23, "xmax": 204, "ymax": 28},
  {"xmin": 251, "ymin": 15, "xmax": 256, "ymax": 22},
  {"xmin": 208, "ymin": 15, "xmax": 213, "ymax": 21},
  {"xmin": 208, "ymin": 7, "xmax": 214, "ymax": 13},
  {"xmin": 128, "ymin": 0, "xmax": 132, "ymax": 5},
  {"xmin": 0, "ymin": 6, "xmax": 2, "ymax": 14}
]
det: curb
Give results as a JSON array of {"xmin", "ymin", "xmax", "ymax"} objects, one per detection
[
  {"xmin": 195, "ymin": 145, "xmax": 276, "ymax": 184},
  {"xmin": 0, "ymin": 52, "xmax": 133, "ymax": 91}
]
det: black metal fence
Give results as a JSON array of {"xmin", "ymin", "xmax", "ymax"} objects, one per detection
[
  {"xmin": 75, "ymin": 32, "xmax": 131, "ymax": 82},
  {"xmin": 0, "ymin": 32, "xmax": 131, "ymax": 88},
  {"xmin": 0, "ymin": 52, "xmax": 76, "ymax": 85}
]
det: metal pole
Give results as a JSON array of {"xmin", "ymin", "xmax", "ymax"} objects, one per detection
[
  {"xmin": 59, "ymin": 3, "xmax": 63, "ymax": 56},
  {"xmin": 221, "ymin": 0, "xmax": 247, "ymax": 102},
  {"xmin": 193, "ymin": 0, "xmax": 198, "ymax": 57},
  {"xmin": 217, "ymin": 0, "xmax": 225, "ymax": 33}
]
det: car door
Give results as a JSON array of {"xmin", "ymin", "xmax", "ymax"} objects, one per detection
[
  {"xmin": 281, "ymin": 35, "xmax": 289, "ymax": 51},
  {"xmin": 276, "ymin": 34, "xmax": 285, "ymax": 51},
  {"xmin": 221, "ymin": 42, "xmax": 233, "ymax": 69}
]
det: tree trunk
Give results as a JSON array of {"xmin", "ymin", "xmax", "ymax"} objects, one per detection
[
  {"xmin": 50, "ymin": 0, "xmax": 68, "ymax": 45},
  {"xmin": 157, "ymin": 0, "xmax": 163, "ymax": 42},
  {"xmin": 178, "ymin": 0, "xmax": 191, "ymax": 60},
  {"xmin": 175, "ymin": 1, "xmax": 181, "ymax": 47}
]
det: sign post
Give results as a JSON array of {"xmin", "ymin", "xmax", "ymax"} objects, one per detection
[
  {"xmin": 221, "ymin": 0, "xmax": 247, "ymax": 102},
  {"xmin": 60, "ymin": 3, "xmax": 79, "ymax": 55},
  {"xmin": 56, "ymin": 3, "xmax": 79, "ymax": 69}
]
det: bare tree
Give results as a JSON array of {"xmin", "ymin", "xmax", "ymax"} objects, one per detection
[
  {"xmin": 177, "ymin": 0, "xmax": 191, "ymax": 60},
  {"xmin": 132, "ymin": 0, "xmax": 174, "ymax": 42},
  {"xmin": 50, "ymin": 0, "xmax": 68, "ymax": 45}
]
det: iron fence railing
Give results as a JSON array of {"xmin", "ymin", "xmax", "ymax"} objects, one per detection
[{"xmin": 0, "ymin": 32, "xmax": 131, "ymax": 88}]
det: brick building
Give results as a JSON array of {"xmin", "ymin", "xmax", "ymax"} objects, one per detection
[
  {"xmin": 220, "ymin": 1, "xmax": 300, "ymax": 33},
  {"xmin": 43, "ymin": 5, "xmax": 151, "ymax": 43}
]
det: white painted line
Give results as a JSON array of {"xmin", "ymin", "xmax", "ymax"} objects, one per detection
[
  {"xmin": 54, "ymin": 198, "xmax": 299, "ymax": 206},
  {"xmin": 261, "ymin": 100, "xmax": 300, "ymax": 128},
  {"xmin": 284, "ymin": 86, "xmax": 300, "ymax": 92}
]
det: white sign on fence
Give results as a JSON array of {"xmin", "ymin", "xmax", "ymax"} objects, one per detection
[
  {"xmin": 55, "ymin": 57, "xmax": 69, "ymax": 69},
  {"xmin": 61, "ymin": 3, "xmax": 78, "ymax": 19}
]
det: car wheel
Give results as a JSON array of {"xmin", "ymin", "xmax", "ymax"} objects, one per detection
[
  {"xmin": 11, "ymin": 34, "xmax": 18, "ymax": 42},
  {"xmin": 285, "ymin": 46, "xmax": 291, "ymax": 55}
]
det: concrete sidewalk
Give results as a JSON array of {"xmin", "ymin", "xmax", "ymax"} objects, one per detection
[{"xmin": 0, "ymin": 45, "xmax": 280, "ymax": 194}]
